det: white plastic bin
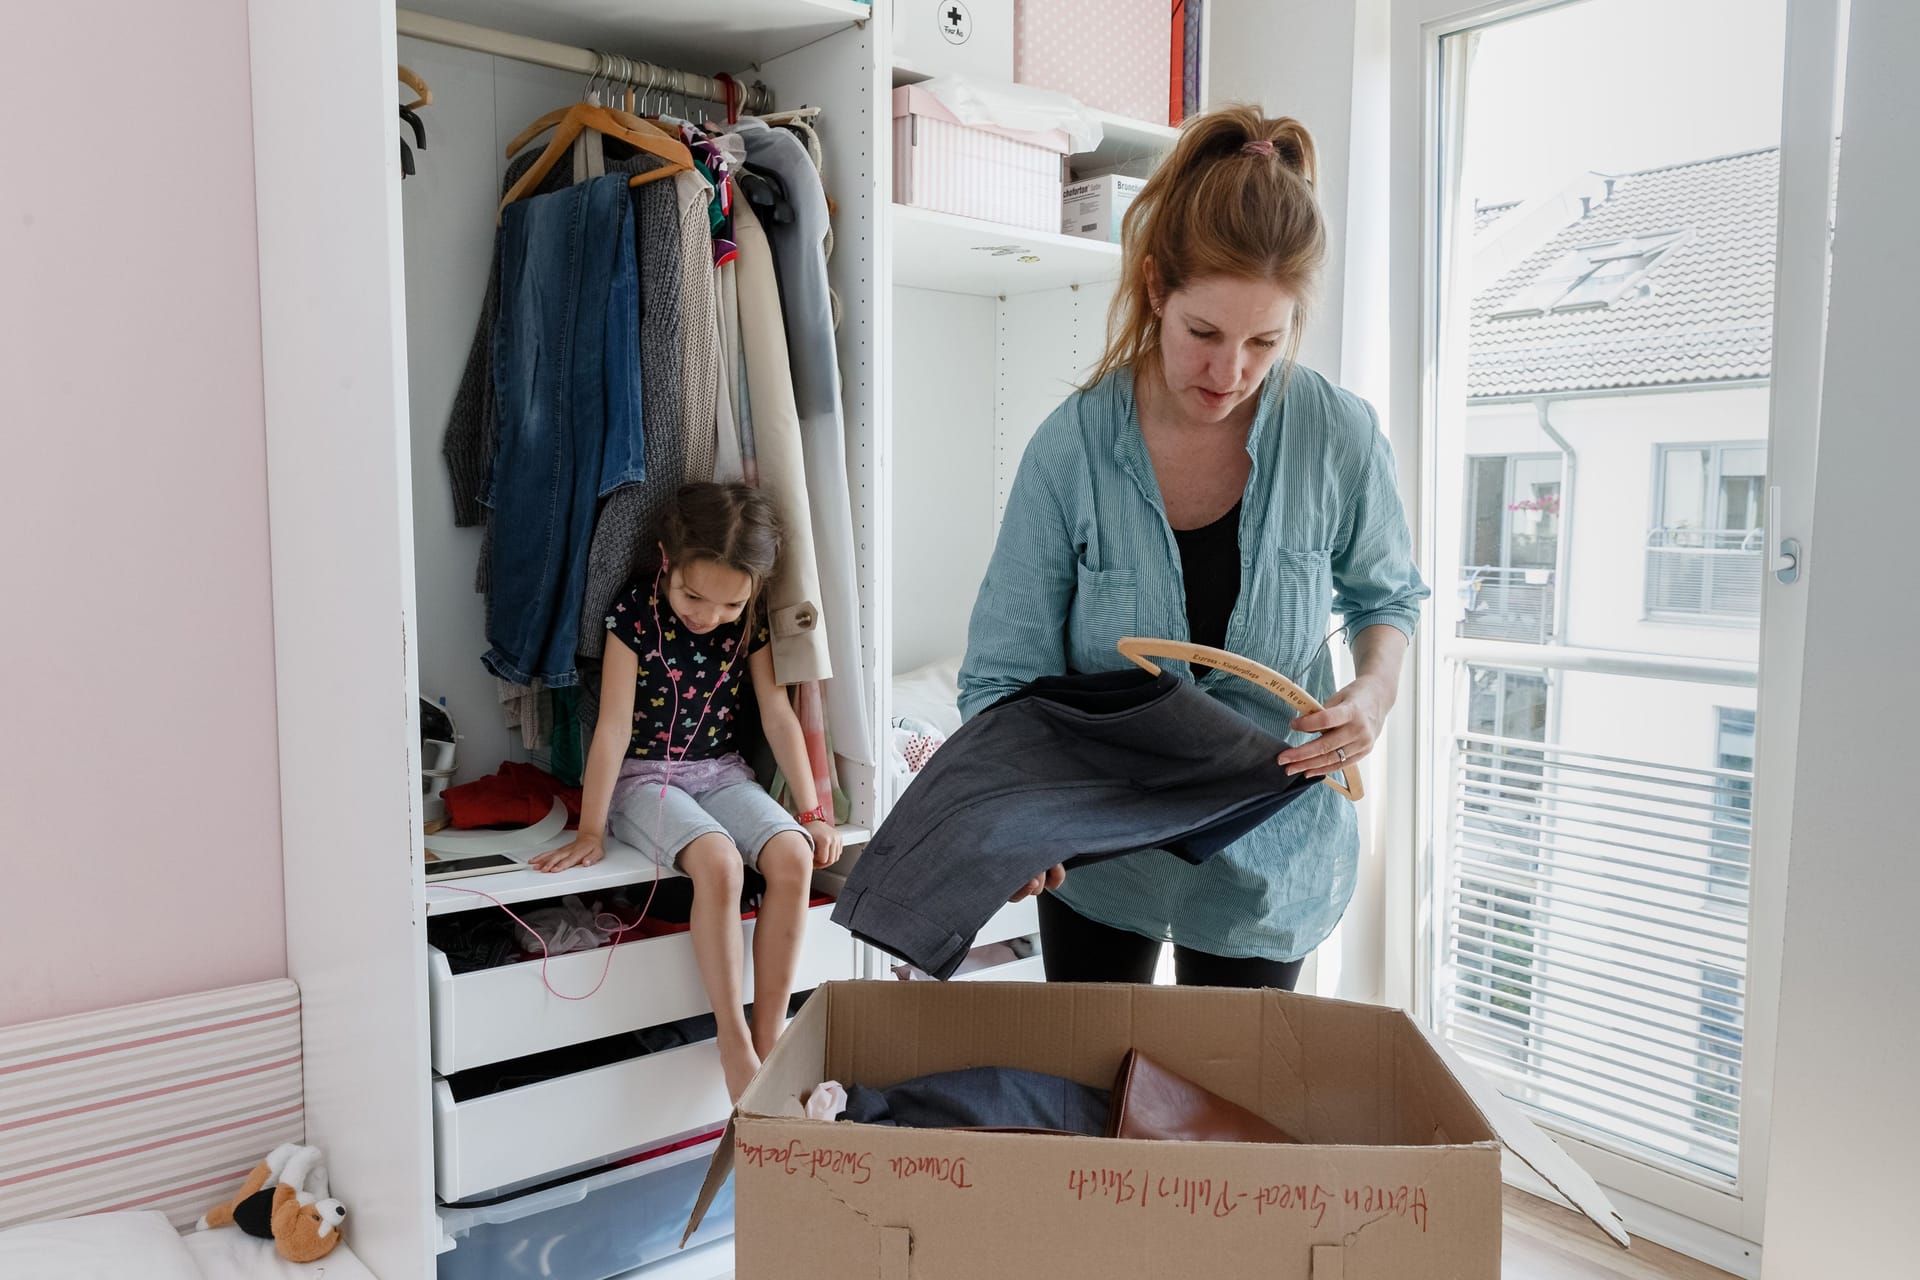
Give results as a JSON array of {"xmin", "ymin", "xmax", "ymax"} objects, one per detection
[{"xmin": 437, "ymin": 1139, "xmax": 733, "ymax": 1280}]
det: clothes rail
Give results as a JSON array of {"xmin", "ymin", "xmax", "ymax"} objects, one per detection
[{"xmin": 396, "ymin": 9, "xmax": 775, "ymax": 114}]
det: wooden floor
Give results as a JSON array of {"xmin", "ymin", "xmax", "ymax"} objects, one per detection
[{"xmin": 1504, "ymin": 1188, "xmax": 1738, "ymax": 1279}]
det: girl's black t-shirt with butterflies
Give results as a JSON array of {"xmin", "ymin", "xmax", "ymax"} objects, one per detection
[{"xmin": 605, "ymin": 580, "xmax": 769, "ymax": 761}]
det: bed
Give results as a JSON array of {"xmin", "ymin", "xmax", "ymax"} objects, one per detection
[
  {"xmin": 0, "ymin": 979, "xmax": 379, "ymax": 1279},
  {"xmin": 887, "ymin": 656, "xmax": 964, "ymax": 794}
]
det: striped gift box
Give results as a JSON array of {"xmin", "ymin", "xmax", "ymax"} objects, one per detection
[
  {"xmin": 0, "ymin": 980, "xmax": 305, "ymax": 1232},
  {"xmin": 892, "ymin": 85, "xmax": 1069, "ymax": 233}
]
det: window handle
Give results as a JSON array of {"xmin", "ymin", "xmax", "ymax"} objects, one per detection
[{"xmin": 1770, "ymin": 484, "xmax": 1801, "ymax": 585}]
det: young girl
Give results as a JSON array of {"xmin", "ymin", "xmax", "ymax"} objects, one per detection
[{"xmin": 531, "ymin": 482, "xmax": 842, "ymax": 1100}]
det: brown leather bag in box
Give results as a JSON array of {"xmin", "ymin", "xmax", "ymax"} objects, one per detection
[{"xmin": 1106, "ymin": 1049, "xmax": 1303, "ymax": 1144}]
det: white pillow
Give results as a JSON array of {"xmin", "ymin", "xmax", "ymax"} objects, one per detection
[
  {"xmin": 892, "ymin": 657, "xmax": 964, "ymax": 738},
  {"xmin": 0, "ymin": 1211, "xmax": 203, "ymax": 1280}
]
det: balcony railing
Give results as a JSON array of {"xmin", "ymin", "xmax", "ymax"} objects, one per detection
[
  {"xmin": 1645, "ymin": 529, "xmax": 1763, "ymax": 620},
  {"xmin": 1458, "ymin": 565, "xmax": 1557, "ymax": 644}
]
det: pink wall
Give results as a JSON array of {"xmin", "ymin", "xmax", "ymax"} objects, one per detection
[{"xmin": 0, "ymin": 2, "xmax": 285, "ymax": 1024}]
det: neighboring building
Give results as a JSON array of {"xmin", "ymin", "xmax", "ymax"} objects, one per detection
[{"xmin": 1440, "ymin": 149, "xmax": 1775, "ymax": 1182}]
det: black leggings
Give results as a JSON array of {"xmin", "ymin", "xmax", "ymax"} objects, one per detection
[{"xmin": 1037, "ymin": 893, "xmax": 1305, "ymax": 991}]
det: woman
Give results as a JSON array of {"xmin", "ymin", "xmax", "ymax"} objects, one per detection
[{"xmin": 957, "ymin": 106, "xmax": 1428, "ymax": 990}]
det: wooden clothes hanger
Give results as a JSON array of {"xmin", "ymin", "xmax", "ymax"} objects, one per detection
[
  {"xmin": 397, "ymin": 65, "xmax": 432, "ymax": 111},
  {"xmin": 1116, "ymin": 637, "xmax": 1363, "ymax": 802},
  {"xmin": 498, "ymin": 102, "xmax": 691, "ymax": 219}
]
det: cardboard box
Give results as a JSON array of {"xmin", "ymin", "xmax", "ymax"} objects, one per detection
[
  {"xmin": 1062, "ymin": 173, "xmax": 1147, "ymax": 242},
  {"xmin": 892, "ymin": 84, "xmax": 1070, "ymax": 233},
  {"xmin": 1016, "ymin": 0, "xmax": 1172, "ymax": 126},
  {"xmin": 893, "ymin": 0, "xmax": 1014, "ymax": 81},
  {"xmin": 688, "ymin": 981, "xmax": 1625, "ymax": 1278}
]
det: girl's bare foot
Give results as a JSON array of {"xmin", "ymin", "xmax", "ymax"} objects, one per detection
[{"xmin": 719, "ymin": 1035, "xmax": 761, "ymax": 1103}]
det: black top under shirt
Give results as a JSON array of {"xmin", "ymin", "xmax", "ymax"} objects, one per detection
[{"xmin": 1172, "ymin": 502, "xmax": 1242, "ymax": 651}]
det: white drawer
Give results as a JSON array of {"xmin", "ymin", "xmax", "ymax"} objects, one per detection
[
  {"xmin": 433, "ymin": 1039, "xmax": 729, "ymax": 1202},
  {"xmin": 974, "ymin": 896, "xmax": 1040, "ymax": 948},
  {"xmin": 428, "ymin": 901, "xmax": 854, "ymax": 1075}
]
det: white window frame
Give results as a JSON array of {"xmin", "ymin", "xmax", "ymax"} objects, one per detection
[{"xmin": 1387, "ymin": 0, "xmax": 1848, "ymax": 1267}]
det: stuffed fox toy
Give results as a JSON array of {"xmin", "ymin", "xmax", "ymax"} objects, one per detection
[{"xmin": 199, "ymin": 1142, "xmax": 347, "ymax": 1263}]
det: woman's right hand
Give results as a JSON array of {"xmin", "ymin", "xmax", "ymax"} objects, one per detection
[
  {"xmin": 531, "ymin": 832, "xmax": 605, "ymax": 874},
  {"xmin": 1009, "ymin": 864, "xmax": 1066, "ymax": 903}
]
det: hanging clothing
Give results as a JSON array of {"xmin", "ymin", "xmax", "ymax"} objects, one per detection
[
  {"xmin": 733, "ymin": 198, "xmax": 829, "ymax": 684},
  {"xmin": 482, "ymin": 174, "xmax": 643, "ymax": 688},
  {"xmin": 675, "ymin": 170, "xmax": 721, "ymax": 484},
  {"xmin": 731, "ymin": 119, "xmax": 873, "ymax": 765},
  {"xmin": 718, "ymin": 255, "xmax": 755, "ymax": 486},
  {"xmin": 575, "ymin": 152, "xmax": 690, "ymax": 670}
]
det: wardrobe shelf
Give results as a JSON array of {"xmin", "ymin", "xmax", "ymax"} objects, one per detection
[
  {"xmin": 892, "ymin": 204, "xmax": 1121, "ymax": 297},
  {"xmin": 889, "ymin": 62, "xmax": 1182, "ymax": 174},
  {"xmin": 424, "ymin": 825, "xmax": 872, "ymax": 917},
  {"xmin": 402, "ymin": 0, "xmax": 871, "ymax": 73}
]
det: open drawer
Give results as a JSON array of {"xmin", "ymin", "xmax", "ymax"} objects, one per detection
[
  {"xmin": 429, "ymin": 900, "xmax": 854, "ymax": 1075},
  {"xmin": 434, "ymin": 1037, "xmax": 731, "ymax": 1203}
]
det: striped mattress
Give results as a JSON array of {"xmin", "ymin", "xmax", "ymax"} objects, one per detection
[{"xmin": 0, "ymin": 979, "xmax": 305, "ymax": 1232}]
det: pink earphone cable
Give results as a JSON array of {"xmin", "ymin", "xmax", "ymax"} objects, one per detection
[{"xmin": 444, "ymin": 560, "xmax": 749, "ymax": 1003}]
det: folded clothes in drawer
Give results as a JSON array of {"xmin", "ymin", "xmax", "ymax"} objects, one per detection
[{"xmin": 438, "ymin": 1137, "xmax": 734, "ymax": 1280}]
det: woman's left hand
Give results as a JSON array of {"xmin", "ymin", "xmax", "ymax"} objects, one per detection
[
  {"xmin": 807, "ymin": 820, "xmax": 843, "ymax": 869},
  {"xmin": 1279, "ymin": 676, "xmax": 1394, "ymax": 779}
]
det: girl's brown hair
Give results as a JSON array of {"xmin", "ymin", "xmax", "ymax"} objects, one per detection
[
  {"xmin": 1086, "ymin": 105, "xmax": 1325, "ymax": 390},
  {"xmin": 659, "ymin": 482, "xmax": 783, "ymax": 637}
]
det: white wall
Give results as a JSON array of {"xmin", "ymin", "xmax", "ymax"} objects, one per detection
[
  {"xmin": 0, "ymin": 0, "xmax": 286, "ymax": 1025},
  {"xmin": 1208, "ymin": 0, "xmax": 1388, "ymax": 392},
  {"xmin": 398, "ymin": 38, "xmax": 587, "ymax": 778},
  {"xmin": 1761, "ymin": 0, "xmax": 1920, "ymax": 1270},
  {"xmin": 890, "ymin": 288, "xmax": 999, "ymax": 673}
]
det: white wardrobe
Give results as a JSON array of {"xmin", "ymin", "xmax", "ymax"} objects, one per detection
[{"xmin": 244, "ymin": 2, "xmax": 1193, "ymax": 1276}]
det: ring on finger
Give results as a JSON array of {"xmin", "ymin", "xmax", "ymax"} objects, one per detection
[{"xmin": 1335, "ymin": 747, "xmax": 1348, "ymax": 763}]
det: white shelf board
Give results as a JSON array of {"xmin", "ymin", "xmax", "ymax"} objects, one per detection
[
  {"xmin": 424, "ymin": 825, "xmax": 871, "ymax": 916},
  {"xmin": 892, "ymin": 204, "xmax": 1121, "ymax": 296},
  {"xmin": 403, "ymin": 0, "xmax": 871, "ymax": 72},
  {"xmin": 889, "ymin": 63, "xmax": 1180, "ymax": 175}
]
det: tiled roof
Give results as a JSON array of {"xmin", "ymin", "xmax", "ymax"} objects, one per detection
[
  {"xmin": 1474, "ymin": 200, "xmax": 1520, "ymax": 233},
  {"xmin": 1469, "ymin": 147, "xmax": 1777, "ymax": 398}
]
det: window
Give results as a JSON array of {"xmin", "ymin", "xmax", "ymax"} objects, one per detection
[
  {"xmin": 1461, "ymin": 455, "xmax": 1562, "ymax": 643},
  {"xmin": 1452, "ymin": 669, "xmax": 1552, "ymax": 1060},
  {"xmin": 1646, "ymin": 442, "xmax": 1768, "ymax": 619},
  {"xmin": 1708, "ymin": 708, "xmax": 1756, "ymax": 899},
  {"xmin": 1494, "ymin": 232, "xmax": 1686, "ymax": 317},
  {"xmin": 1693, "ymin": 966, "xmax": 1744, "ymax": 1145}
]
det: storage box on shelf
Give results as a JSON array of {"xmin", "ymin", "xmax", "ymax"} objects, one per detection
[
  {"xmin": 1014, "ymin": 0, "xmax": 1172, "ymax": 126},
  {"xmin": 892, "ymin": 0, "xmax": 1012, "ymax": 80},
  {"xmin": 893, "ymin": 84, "xmax": 1071, "ymax": 233}
]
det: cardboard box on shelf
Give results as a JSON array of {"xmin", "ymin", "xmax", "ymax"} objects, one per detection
[
  {"xmin": 893, "ymin": 0, "xmax": 1014, "ymax": 81},
  {"xmin": 686, "ymin": 981, "xmax": 1627, "ymax": 1279},
  {"xmin": 1016, "ymin": 0, "xmax": 1171, "ymax": 127},
  {"xmin": 892, "ymin": 84, "xmax": 1070, "ymax": 233},
  {"xmin": 1062, "ymin": 173, "xmax": 1147, "ymax": 243}
]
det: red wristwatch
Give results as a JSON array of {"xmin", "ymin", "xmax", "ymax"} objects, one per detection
[{"xmin": 794, "ymin": 804, "xmax": 833, "ymax": 827}]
